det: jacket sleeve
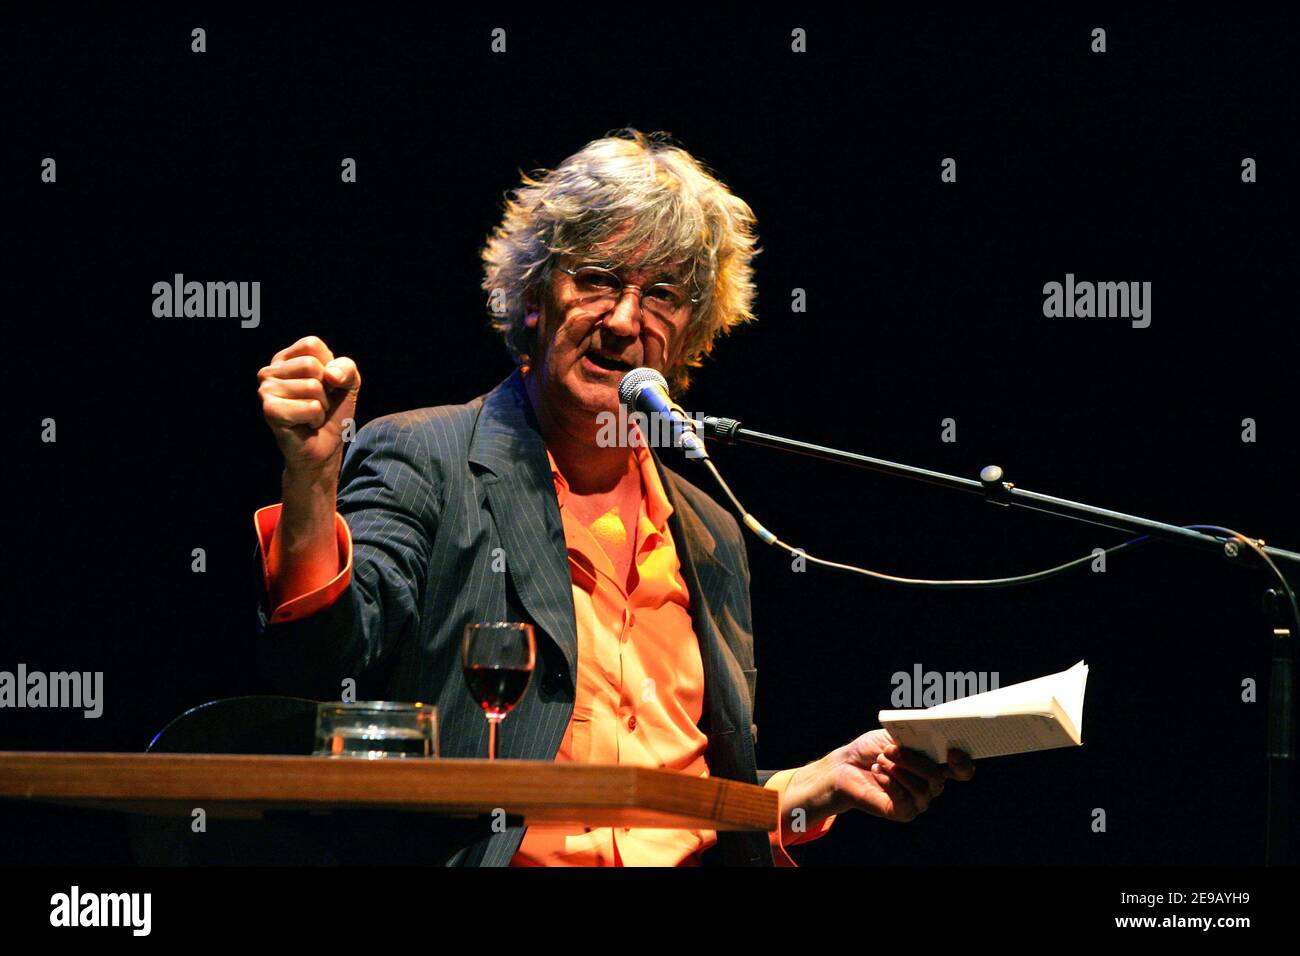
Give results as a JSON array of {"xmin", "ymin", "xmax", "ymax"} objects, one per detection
[
  {"xmin": 733, "ymin": 522, "xmax": 762, "ymax": 749},
  {"xmin": 738, "ymin": 527, "xmax": 838, "ymax": 858},
  {"xmin": 254, "ymin": 414, "xmax": 441, "ymax": 698}
]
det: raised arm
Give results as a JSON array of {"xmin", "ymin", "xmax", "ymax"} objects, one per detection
[
  {"xmin": 253, "ymin": 336, "xmax": 437, "ymax": 697},
  {"xmin": 257, "ymin": 335, "xmax": 361, "ymax": 605}
]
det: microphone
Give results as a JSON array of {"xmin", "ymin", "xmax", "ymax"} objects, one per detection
[{"xmin": 617, "ymin": 368, "xmax": 710, "ymax": 461}]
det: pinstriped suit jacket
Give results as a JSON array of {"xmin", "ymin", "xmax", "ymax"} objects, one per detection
[{"xmin": 256, "ymin": 368, "xmax": 779, "ymax": 866}]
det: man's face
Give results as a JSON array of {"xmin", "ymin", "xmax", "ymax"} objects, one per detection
[{"xmin": 524, "ymin": 247, "xmax": 694, "ymax": 423}]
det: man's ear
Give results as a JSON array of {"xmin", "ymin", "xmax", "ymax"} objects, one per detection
[{"xmin": 523, "ymin": 297, "xmax": 540, "ymax": 329}]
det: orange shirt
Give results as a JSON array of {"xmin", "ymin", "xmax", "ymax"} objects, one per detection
[
  {"xmin": 511, "ymin": 440, "xmax": 714, "ymax": 865},
  {"xmin": 254, "ymin": 434, "xmax": 835, "ymax": 866}
]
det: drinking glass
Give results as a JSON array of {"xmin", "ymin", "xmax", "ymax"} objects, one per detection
[
  {"xmin": 313, "ymin": 701, "xmax": 439, "ymax": 758},
  {"xmin": 461, "ymin": 622, "xmax": 536, "ymax": 759}
]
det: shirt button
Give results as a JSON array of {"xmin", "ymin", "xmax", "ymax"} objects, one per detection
[{"xmin": 627, "ymin": 715, "xmax": 637, "ymax": 731}]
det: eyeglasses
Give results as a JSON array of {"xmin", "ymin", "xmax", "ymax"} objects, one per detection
[{"xmin": 557, "ymin": 263, "xmax": 699, "ymax": 319}]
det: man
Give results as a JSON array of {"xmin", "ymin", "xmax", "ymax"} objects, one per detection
[{"xmin": 254, "ymin": 129, "xmax": 975, "ymax": 866}]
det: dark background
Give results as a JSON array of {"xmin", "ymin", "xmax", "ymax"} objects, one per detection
[{"xmin": 2, "ymin": 6, "xmax": 1296, "ymax": 866}]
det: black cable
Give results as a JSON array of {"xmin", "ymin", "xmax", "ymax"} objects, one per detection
[
  {"xmin": 699, "ymin": 459, "xmax": 1151, "ymax": 588},
  {"xmin": 701, "ymin": 459, "xmax": 1293, "ymax": 612}
]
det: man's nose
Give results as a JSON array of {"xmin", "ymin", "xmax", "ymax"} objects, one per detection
[{"xmin": 602, "ymin": 286, "xmax": 645, "ymax": 337}]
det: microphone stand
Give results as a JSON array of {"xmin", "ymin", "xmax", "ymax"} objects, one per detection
[{"xmin": 701, "ymin": 414, "xmax": 1298, "ymax": 865}]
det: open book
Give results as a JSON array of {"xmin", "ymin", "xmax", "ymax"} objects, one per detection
[{"xmin": 877, "ymin": 661, "xmax": 1089, "ymax": 762}]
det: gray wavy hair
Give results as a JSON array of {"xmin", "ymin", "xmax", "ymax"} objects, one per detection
[{"xmin": 480, "ymin": 129, "xmax": 759, "ymax": 391}]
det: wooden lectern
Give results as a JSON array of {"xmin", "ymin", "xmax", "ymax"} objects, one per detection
[
  {"xmin": 0, "ymin": 751, "xmax": 776, "ymax": 829},
  {"xmin": 0, "ymin": 697, "xmax": 777, "ymax": 864},
  {"xmin": 0, "ymin": 753, "xmax": 776, "ymax": 864}
]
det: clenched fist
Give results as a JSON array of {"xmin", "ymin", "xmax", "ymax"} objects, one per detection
[{"xmin": 258, "ymin": 336, "xmax": 361, "ymax": 476}]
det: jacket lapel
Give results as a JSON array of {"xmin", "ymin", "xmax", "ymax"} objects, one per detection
[
  {"xmin": 467, "ymin": 371, "xmax": 578, "ymax": 678},
  {"xmin": 651, "ymin": 450, "xmax": 756, "ymax": 782}
]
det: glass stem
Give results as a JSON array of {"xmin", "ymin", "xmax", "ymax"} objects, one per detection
[{"xmin": 487, "ymin": 713, "xmax": 504, "ymax": 760}]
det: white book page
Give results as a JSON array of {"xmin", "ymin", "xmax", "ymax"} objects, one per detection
[
  {"xmin": 1057, "ymin": 661, "xmax": 1088, "ymax": 736},
  {"xmin": 923, "ymin": 660, "xmax": 1088, "ymax": 722},
  {"xmin": 883, "ymin": 713, "xmax": 1074, "ymax": 761}
]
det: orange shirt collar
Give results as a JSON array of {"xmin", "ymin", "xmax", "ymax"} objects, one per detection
[{"xmin": 545, "ymin": 423, "xmax": 674, "ymax": 534}]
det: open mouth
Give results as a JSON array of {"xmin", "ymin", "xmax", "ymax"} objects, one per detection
[{"xmin": 583, "ymin": 351, "xmax": 635, "ymax": 374}]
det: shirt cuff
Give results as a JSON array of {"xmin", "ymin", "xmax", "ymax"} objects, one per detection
[
  {"xmin": 254, "ymin": 503, "xmax": 353, "ymax": 624},
  {"xmin": 764, "ymin": 767, "xmax": 838, "ymax": 867}
]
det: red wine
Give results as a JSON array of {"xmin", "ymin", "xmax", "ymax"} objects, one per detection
[{"xmin": 463, "ymin": 665, "xmax": 532, "ymax": 715}]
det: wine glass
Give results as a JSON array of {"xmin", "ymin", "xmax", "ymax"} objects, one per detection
[{"xmin": 461, "ymin": 622, "xmax": 536, "ymax": 759}]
